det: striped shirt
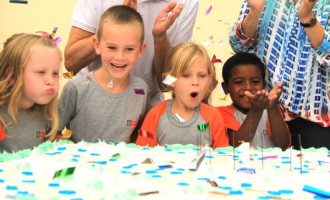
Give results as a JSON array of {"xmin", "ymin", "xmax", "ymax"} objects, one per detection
[{"xmin": 229, "ymin": 0, "xmax": 330, "ymax": 127}]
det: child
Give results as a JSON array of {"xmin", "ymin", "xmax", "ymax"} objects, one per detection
[
  {"xmin": 136, "ymin": 42, "xmax": 229, "ymax": 148},
  {"xmin": 0, "ymin": 33, "xmax": 61, "ymax": 153},
  {"xmin": 217, "ymin": 52, "xmax": 290, "ymax": 150},
  {"xmin": 58, "ymin": 5, "xmax": 149, "ymax": 143}
]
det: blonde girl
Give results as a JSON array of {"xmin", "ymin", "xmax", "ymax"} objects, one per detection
[{"xmin": 0, "ymin": 33, "xmax": 61, "ymax": 152}]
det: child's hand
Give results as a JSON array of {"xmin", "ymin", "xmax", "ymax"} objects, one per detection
[
  {"xmin": 268, "ymin": 82, "xmax": 283, "ymax": 109},
  {"xmin": 245, "ymin": 90, "xmax": 269, "ymax": 111}
]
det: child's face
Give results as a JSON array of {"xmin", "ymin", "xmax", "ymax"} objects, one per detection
[
  {"xmin": 21, "ymin": 45, "xmax": 60, "ymax": 109},
  {"xmin": 94, "ymin": 22, "xmax": 146, "ymax": 80},
  {"xmin": 172, "ymin": 58, "xmax": 212, "ymax": 109},
  {"xmin": 222, "ymin": 64, "xmax": 264, "ymax": 112}
]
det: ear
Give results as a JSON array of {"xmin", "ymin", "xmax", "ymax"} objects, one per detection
[
  {"xmin": 221, "ymin": 82, "xmax": 229, "ymax": 94},
  {"xmin": 93, "ymin": 36, "xmax": 101, "ymax": 55},
  {"xmin": 137, "ymin": 42, "xmax": 147, "ymax": 58}
]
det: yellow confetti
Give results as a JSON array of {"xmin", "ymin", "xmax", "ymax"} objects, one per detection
[{"xmin": 63, "ymin": 71, "xmax": 74, "ymax": 79}]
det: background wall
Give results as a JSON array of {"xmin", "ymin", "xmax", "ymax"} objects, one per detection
[{"xmin": 0, "ymin": 0, "xmax": 244, "ymax": 106}]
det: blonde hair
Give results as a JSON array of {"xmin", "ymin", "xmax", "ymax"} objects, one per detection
[
  {"xmin": 162, "ymin": 42, "xmax": 217, "ymax": 104},
  {"xmin": 0, "ymin": 34, "xmax": 61, "ymax": 141},
  {"xmin": 97, "ymin": 5, "xmax": 144, "ymax": 43}
]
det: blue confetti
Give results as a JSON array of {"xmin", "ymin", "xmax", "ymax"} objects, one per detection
[
  {"xmin": 58, "ymin": 190, "xmax": 76, "ymax": 195},
  {"xmin": 21, "ymin": 171, "xmax": 33, "ymax": 176},
  {"xmin": 48, "ymin": 183, "xmax": 60, "ymax": 187},
  {"xmin": 177, "ymin": 182, "xmax": 189, "ymax": 186}
]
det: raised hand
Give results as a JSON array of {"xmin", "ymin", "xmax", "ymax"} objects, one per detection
[
  {"xmin": 152, "ymin": 2, "xmax": 184, "ymax": 38},
  {"xmin": 267, "ymin": 82, "xmax": 283, "ymax": 109},
  {"xmin": 122, "ymin": 0, "xmax": 137, "ymax": 10},
  {"xmin": 246, "ymin": 0, "xmax": 266, "ymax": 12},
  {"xmin": 298, "ymin": 0, "xmax": 317, "ymax": 19}
]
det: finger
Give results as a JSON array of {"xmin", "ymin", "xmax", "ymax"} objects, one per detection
[{"xmin": 244, "ymin": 90, "xmax": 255, "ymax": 98}]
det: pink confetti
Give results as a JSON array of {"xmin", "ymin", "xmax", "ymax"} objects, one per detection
[{"xmin": 205, "ymin": 6, "xmax": 212, "ymax": 15}]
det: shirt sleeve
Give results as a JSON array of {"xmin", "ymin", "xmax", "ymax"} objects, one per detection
[
  {"xmin": 217, "ymin": 106, "xmax": 241, "ymax": 133},
  {"xmin": 58, "ymin": 82, "xmax": 78, "ymax": 132},
  {"xmin": 71, "ymin": 0, "xmax": 99, "ymax": 33},
  {"xmin": 313, "ymin": 8, "xmax": 330, "ymax": 68},
  {"xmin": 200, "ymin": 104, "xmax": 229, "ymax": 148},
  {"xmin": 169, "ymin": 0, "xmax": 199, "ymax": 45},
  {"xmin": 135, "ymin": 103, "xmax": 165, "ymax": 147},
  {"xmin": 229, "ymin": 0, "xmax": 258, "ymax": 53}
]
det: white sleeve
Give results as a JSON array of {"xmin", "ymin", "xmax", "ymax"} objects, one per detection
[
  {"xmin": 71, "ymin": 0, "xmax": 100, "ymax": 33},
  {"xmin": 168, "ymin": 0, "xmax": 199, "ymax": 45}
]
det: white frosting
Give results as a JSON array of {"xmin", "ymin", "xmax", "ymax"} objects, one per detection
[{"xmin": 0, "ymin": 141, "xmax": 329, "ymax": 199}]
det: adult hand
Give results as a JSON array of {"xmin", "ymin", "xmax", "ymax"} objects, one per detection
[
  {"xmin": 298, "ymin": 0, "xmax": 317, "ymax": 20},
  {"xmin": 267, "ymin": 82, "xmax": 283, "ymax": 109},
  {"xmin": 123, "ymin": 0, "xmax": 137, "ymax": 10},
  {"xmin": 152, "ymin": 2, "xmax": 184, "ymax": 38}
]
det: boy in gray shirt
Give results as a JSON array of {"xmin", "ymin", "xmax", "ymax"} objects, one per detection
[{"xmin": 58, "ymin": 5, "xmax": 149, "ymax": 143}]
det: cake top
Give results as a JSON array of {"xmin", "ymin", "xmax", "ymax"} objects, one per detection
[{"xmin": 0, "ymin": 141, "xmax": 329, "ymax": 199}]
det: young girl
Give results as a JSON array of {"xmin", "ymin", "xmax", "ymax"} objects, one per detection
[
  {"xmin": 136, "ymin": 42, "xmax": 229, "ymax": 148},
  {"xmin": 0, "ymin": 33, "xmax": 61, "ymax": 153},
  {"xmin": 217, "ymin": 52, "xmax": 290, "ymax": 150}
]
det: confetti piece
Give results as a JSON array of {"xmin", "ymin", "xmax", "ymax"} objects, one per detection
[
  {"xmin": 162, "ymin": 75, "xmax": 177, "ymax": 85},
  {"xmin": 139, "ymin": 130, "xmax": 154, "ymax": 139},
  {"xmin": 139, "ymin": 191, "xmax": 159, "ymax": 196},
  {"xmin": 134, "ymin": 88, "xmax": 145, "ymax": 95},
  {"xmin": 211, "ymin": 59, "xmax": 222, "ymax": 64},
  {"xmin": 61, "ymin": 129, "xmax": 72, "ymax": 138},
  {"xmin": 10, "ymin": 0, "xmax": 28, "ymax": 4},
  {"xmin": 53, "ymin": 167, "xmax": 75, "ymax": 179},
  {"xmin": 63, "ymin": 71, "xmax": 74, "ymax": 79},
  {"xmin": 202, "ymin": 40, "xmax": 213, "ymax": 46},
  {"xmin": 197, "ymin": 123, "xmax": 209, "ymax": 130},
  {"xmin": 142, "ymin": 158, "xmax": 154, "ymax": 164},
  {"xmin": 0, "ymin": 124, "xmax": 6, "ymax": 141},
  {"xmin": 205, "ymin": 6, "xmax": 212, "ymax": 15},
  {"xmin": 218, "ymin": 41, "xmax": 224, "ymax": 46}
]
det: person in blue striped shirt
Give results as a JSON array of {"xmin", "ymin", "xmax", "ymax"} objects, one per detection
[{"xmin": 229, "ymin": 0, "xmax": 330, "ymax": 149}]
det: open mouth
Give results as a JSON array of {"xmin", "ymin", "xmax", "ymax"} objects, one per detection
[
  {"xmin": 190, "ymin": 92, "xmax": 198, "ymax": 98},
  {"xmin": 111, "ymin": 63, "xmax": 127, "ymax": 68}
]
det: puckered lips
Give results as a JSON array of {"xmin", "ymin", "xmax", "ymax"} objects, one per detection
[{"xmin": 46, "ymin": 88, "xmax": 55, "ymax": 95}]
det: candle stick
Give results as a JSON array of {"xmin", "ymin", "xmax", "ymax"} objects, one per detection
[{"xmin": 298, "ymin": 134, "xmax": 303, "ymax": 175}]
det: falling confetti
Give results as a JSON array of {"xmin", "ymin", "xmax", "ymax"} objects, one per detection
[{"xmin": 205, "ymin": 6, "xmax": 212, "ymax": 15}]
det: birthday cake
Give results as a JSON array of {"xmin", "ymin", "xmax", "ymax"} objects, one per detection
[{"xmin": 0, "ymin": 141, "xmax": 329, "ymax": 200}]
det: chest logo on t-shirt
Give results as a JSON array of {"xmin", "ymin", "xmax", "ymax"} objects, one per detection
[
  {"xmin": 36, "ymin": 131, "xmax": 46, "ymax": 139},
  {"xmin": 127, "ymin": 120, "xmax": 138, "ymax": 127}
]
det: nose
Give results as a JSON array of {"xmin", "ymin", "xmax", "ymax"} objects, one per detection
[
  {"xmin": 115, "ymin": 49, "xmax": 125, "ymax": 60},
  {"xmin": 46, "ymin": 74, "xmax": 54, "ymax": 86},
  {"xmin": 243, "ymin": 81, "xmax": 253, "ymax": 91},
  {"xmin": 192, "ymin": 75, "xmax": 199, "ymax": 86}
]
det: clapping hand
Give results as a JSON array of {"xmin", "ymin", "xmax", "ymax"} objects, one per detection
[{"xmin": 152, "ymin": 2, "xmax": 184, "ymax": 38}]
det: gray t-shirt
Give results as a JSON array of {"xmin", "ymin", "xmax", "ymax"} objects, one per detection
[
  {"xmin": 156, "ymin": 100, "xmax": 212, "ymax": 146},
  {"xmin": 232, "ymin": 105, "xmax": 275, "ymax": 149},
  {"xmin": 58, "ymin": 72, "xmax": 149, "ymax": 143},
  {"xmin": 0, "ymin": 105, "xmax": 48, "ymax": 153}
]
